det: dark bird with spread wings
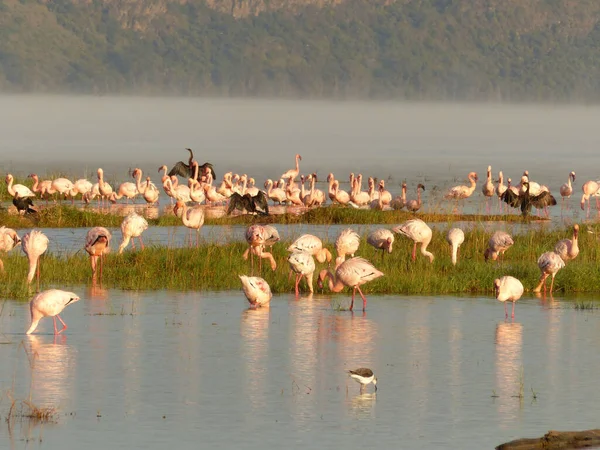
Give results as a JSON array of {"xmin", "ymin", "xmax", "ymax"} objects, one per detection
[
  {"xmin": 168, "ymin": 148, "xmax": 216, "ymax": 181},
  {"xmin": 520, "ymin": 181, "xmax": 557, "ymax": 217},
  {"xmin": 226, "ymin": 192, "xmax": 270, "ymax": 216}
]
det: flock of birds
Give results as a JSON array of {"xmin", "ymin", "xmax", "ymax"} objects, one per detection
[{"xmin": 0, "ymin": 153, "xmax": 593, "ymax": 393}]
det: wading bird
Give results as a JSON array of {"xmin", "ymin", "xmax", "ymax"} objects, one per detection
[
  {"xmin": 287, "ymin": 251, "xmax": 316, "ymax": 296},
  {"xmin": 347, "ymin": 368, "xmax": 378, "ymax": 392},
  {"xmin": 174, "ymin": 200, "xmax": 205, "ymax": 248},
  {"xmin": 367, "ymin": 228, "xmax": 394, "ymax": 261},
  {"xmin": 520, "ymin": 181, "xmax": 556, "ymax": 217},
  {"xmin": 287, "ymin": 234, "xmax": 332, "ymax": 264},
  {"xmin": 22, "ymin": 230, "xmax": 49, "ymax": 288},
  {"xmin": 318, "ymin": 257, "xmax": 383, "ymax": 311},
  {"xmin": 493, "ymin": 276, "xmax": 524, "ymax": 319},
  {"xmin": 118, "ymin": 212, "xmax": 148, "ymax": 254},
  {"xmin": 445, "ymin": 172, "xmax": 478, "ymax": 207},
  {"xmin": 0, "ymin": 227, "xmax": 21, "ymax": 272},
  {"xmin": 5, "ymin": 174, "xmax": 35, "ymax": 199},
  {"xmin": 243, "ymin": 225, "xmax": 276, "ymax": 273},
  {"xmin": 559, "ymin": 171, "xmax": 576, "ymax": 210},
  {"xmin": 335, "ymin": 228, "xmax": 361, "ymax": 268},
  {"xmin": 280, "ymin": 154, "xmax": 302, "ymax": 182},
  {"xmin": 393, "ymin": 219, "xmax": 434, "ymax": 263},
  {"xmin": 239, "ymin": 275, "xmax": 272, "ymax": 308},
  {"xmin": 554, "ymin": 224, "xmax": 579, "ymax": 263},
  {"xmin": 168, "ymin": 148, "xmax": 216, "ymax": 181},
  {"xmin": 85, "ymin": 227, "xmax": 112, "ymax": 281},
  {"xmin": 26, "ymin": 289, "xmax": 80, "ymax": 335},
  {"xmin": 446, "ymin": 227, "xmax": 464, "ymax": 266},
  {"xmin": 580, "ymin": 180, "xmax": 600, "ymax": 215},
  {"xmin": 484, "ymin": 231, "xmax": 514, "ymax": 262},
  {"xmin": 533, "ymin": 251, "xmax": 565, "ymax": 295}
]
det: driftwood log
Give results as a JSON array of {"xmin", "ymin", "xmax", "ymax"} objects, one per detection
[{"xmin": 496, "ymin": 429, "xmax": 600, "ymax": 450}]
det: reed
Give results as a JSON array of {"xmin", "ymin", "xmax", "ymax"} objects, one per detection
[
  {"xmin": 0, "ymin": 224, "xmax": 596, "ymax": 299},
  {"xmin": 1, "ymin": 204, "xmax": 540, "ymax": 229}
]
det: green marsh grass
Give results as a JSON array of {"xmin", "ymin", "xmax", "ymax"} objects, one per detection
[{"xmin": 0, "ymin": 225, "xmax": 597, "ymax": 300}]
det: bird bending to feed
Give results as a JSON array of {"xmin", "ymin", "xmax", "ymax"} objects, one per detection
[
  {"xmin": 118, "ymin": 212, "xmax": 148, "ymax": 254},
  {"xmin": 239, "ymin": 275, "xmax": 272, "ymax": 308},
  {"xmin": 226, "ymin": 192, "xmax": 269, "ymax": 216},
  {"xmin": 26, "ymin": 289, "xmax": 80, "ymax": 335},
  {"xmin": 335, "ymin": 228, "xmax": 361, "ymax": 268},
  {"xmin": 0, "ymin": 227, "xmax": 21, "ymax": 272},
  {"xmin": 559, "ymin": 171, "xmax": 576, "ymax": 209},
  {"xmin": 347, "ymin": 368, "xmax": 378, "ymax": 392},
  {"xmin": 393, "ymin": 219, "xmax": 434, "ymax": 263},
  {"xmin": 287, "ymin": 234, "xmax": 332, "ymax": 264},
  {"xmin": 580, "ymin": 180, "xmax": 600, "ymax": 214},
  {"xmin": 243, "ymin": 225, "xmax": 277, "ymax": 273},
  {"xmin": 493, "ymin": 276, "xmax": 524, "ymax": 319},
  {"xmin": 22, "ymin": 230, "xmax": 49, "ymax": 287},
  {"xmin": 168, "ymin": 148, "xmax": 216, "ymax": 181},
  {"xmin": 533, "ymin": 251, "xmax": 565, "ymax": 295},
  {"xmin": 287, "ymin": 251, "xmax": 316, "ymax": 296},
  {"xmin": 484, "ymin": 231, "xmax": 514, "ymax": 262},
  {"xmin": 367, "ymin": 228, "xmax": 394, "ymax": 261},
  {"xmin": 446, "ymin": 227, "xmax": 464, "ymax": 266},
  {"xmin": 554, "ymin": 224, "xmax": 579, "ymax": 263},
  {"xmin": 318, "ymin": 257, "xmax": 383, "ymax": 311},
  {"xmin": 85, "ymin": 227, "xmax": 111, "ymax": 280}
]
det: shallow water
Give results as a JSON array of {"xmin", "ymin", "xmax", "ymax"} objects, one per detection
[{"xmin": 1, "ymin": 289, "xmax": 600, "ymax": 449}]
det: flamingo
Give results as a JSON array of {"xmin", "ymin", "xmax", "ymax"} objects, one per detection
[
  {"xmin": 496, "ymin": 171, "xmax": 507, "ymax": 212},
  {"xmin": 308, "ymin": 174, "xmax": 325, "ymax": 206},
  {"xmin": 142, "ymin": 177, "xmax": 160, "ymax": 205},
  {"xmin": 580, "ymin": 180, "xmax": 600, "ymax": 215},
  {"xmin": 85, "ymin": 227, "xmax": 111, "ymax": 281},
  {"xmin": 285, "ymin": 176, "xmax": 303, "ymax": 206},
  {"xmin": 70, "ymin": 178, "xmax": 93, "ymax": 203},
  {"xmin": 332, "ymin": 180, "xmax": 351, "ymax": 206},
  {"xmin": 493, "ymin": 276, "xmax": 524, "ymax": 319},
  {"xmin": 288, "ymin": 251, "xmax": 316, "ymax": 296},
  {"xmin": 118, "ymin": 212, "xmax": 148, "ymax": 254},
  {"xmin": 242, "ymin": 225, "xmax": 277, "ymax": 273},
  {"xmin": 174, "ymin": 200, "xmax": 205, "ymax": 247},
  {"xmin": 393, "ymin": 219, "xmax": 434, "ymax": 263},
  {"xmin": 350, "ymin": 174, "xmax": 370, "ymax": 206},
  {"xmin": 500, "ymin": 177, "xmax": 521, "ymax": 209},
  {"xmin": 22, "ymin": 230, "xmax": 49, "ymax": 288},
  {"xmin": 317, "ymin": 257, "xmax": 383, "ymax": 311},
  {"xmin": 265, "ymin": 179, "xmax": 286, "ymax": 205},
  {"xmin": 188, "ymin": 179, "xmax": 206, "ymax": 204},
  {"xmin": 482, "ymin": 165, "xmax": 495, "ymax": 212},
  {"xmin": 378, "ymin": 180, "xmax": 392, "ymax": 206},
  {"xmin": 281, "ymin": 154, "xmax": 302, "ymax": 181},
  {"xmin": 0, "ymin": 227, "xmax": 21, "ymax": 272},
  {"xmin": 203, "ymin": 173, "xmax": 227, "ymax": 205},
  {"xmin": 262, "ymin": 225, "xmax": 280, "ymax": 252},
  {"xmin": 287, "ymin": 234, "xmax": 332, "ymax": 264},
  {"xmin": 366, "ymin": 228, "xmax": 394, "ymax": 261},
  {"xmin": 164, "ymin": 176, "xmax": 192, "ymax": 203},
  {"xmin": 327, "ymin": 173, "xmax": 337, "ymax": 204},
  {"xmin": 390, "ymin": 182, "xmax": 407, "ymax": 210},
  {"xmin": 48, "ymin": 177, "xmax": 75, "ymax": 203},
  {"xmin": 5, "ymin": 174, "xmax": 35, "ymax": 199},
  {"xmin": 559, "ymin": 171, "xmax": 576, "ymax": 210},
  {"xmin": 239, "ymin": 275, "xmax": 272, "ymax": 308},
  {"xmin": 245, "ymin": 177, "xmax": 260, "ymax": 197},
  {"xmin": 109, "ymin": 179, "xmax": 138, "ymax": 204},
  {"xmin": 406, "ymin": 183, "xmax": 425, "ymax": 213},
  {"xmin": 369, "ymin": 183, "xmax": 386, "ymax": 210},
  {"xmin": 335, "ymin": 228, "xmax": 360, "ymax": 267},
  {"xmin": 554, "ymin": 224, "xmax": 579, "ymax": 263},
  {"xmin": 446, "ymin": 227, "xmax": 464, "ymax": 266},
  {"xmin": 26, "ymin": 289, "xmax": 80, "ymax": 335},
  {"xmin": 533, "ymin": 251, "xmax": 565, "ymax": 295},
  {"xmin": 29, "ymin": 174, "xmax": 53, "ymax": 200},
  {"xmin": 96, "ymin": 168, "xmax": 114, "ymax": 207},
  {"xmin": 484, "ymin": 231, "xmax": 514, "ymax": 262},
  {"xmin": 445, "ymin": 172, "xmax": 478, "ymax": 211}
]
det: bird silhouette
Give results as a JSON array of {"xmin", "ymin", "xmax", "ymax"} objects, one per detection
[
  {"xmin": 226, "ymin": 192, "xmax": 269, "ymax": 216},
  {"xmin": 168, "ymin": 148, "xmax": 216, "ymax": 181}
]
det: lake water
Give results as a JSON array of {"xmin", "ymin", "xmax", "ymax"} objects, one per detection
[{"xmin": 1, "ymin": 289, "xmax": 599, "ymax": 449}]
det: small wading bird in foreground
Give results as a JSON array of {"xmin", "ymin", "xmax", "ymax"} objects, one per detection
[
  {"xmin": 347, "ymin": 368, "xmax": 378, "ymax": 392},
  {"xmin": 26, "ymin": 289, "xmax": 80, "ymax": 335}
]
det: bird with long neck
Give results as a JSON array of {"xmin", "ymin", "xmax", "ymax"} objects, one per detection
[
  {"xmin": 494, "ymin": 276, "xmax": 524, "ymax": 319},
  {"xmin": 393, "ymin": 219, "xmax": 434, "ymax": 263},
  {"xmin": 554, "ymin": 224, "xmax": 579, "ymax": 263},
  {"xmin": 239, "ymin": 275, "xmax": 272, "ymax": 308},
  {"xmin": 406, "ymin": 184, "xmax": 425, "ymax": 213},
  {"xmin": 327, "ymin": 173, "xmax": 337, "ymax": 203},
  {"xmin": 26, "ymin": 289, "xmax": 80, "ymax": 335},
  {"xmin": 288, "ymin": 251, "xmax": 316, "ymax": 296},
  {"xmin": 97, "ymin": 168, "xmax": 113, "ymax": 207},
  {"xmin": 0, "ymin": 227, "xmax": 21, "ymax": 272},
  {"xmin": 118, "ymin": 212, "xmax": 148, "ymax": 254},
  {"xmin": 332, "ymin": 180, "xmax": 351, "ymax": 205},
  {"xmin": 281, "ymin": 154, "xmax": 302, "ymax": 182},
  {"xmin": 559, "ymin": 171, "xmax": 576, "ymax": 210},
  {"xmin": 142, "ymin": 177, "xmax": 160, "ymax": 205},
  {"xmin": 390, "ymin": 182, "xmax": 407, "ymax": 210},
  {"xmin": 22, "ymin": 230, "xmax": 49, "ymax": 290},
  {"xmin": 85, "ymin": 227, "xmax": 111, "ymax": 283},
  {"xmin": 5, "ymin": 174, "xmax": 35, "ymax": 199},
  {"xmin": 580, "ymin": 180, "xmax": 600, "ymax": 216},
  {"xmin": 29, "ymin": 173, "xmax": 52, "ymax": 202},
  {"xmin": 482, "ymin": 165, "xmax": 495, "ymax": 212},
  {"xmin": 174, "ymin": 200, "xmax": 205, "ymax": 247},
  {"xmin": 446, "ymin": 228, "xmax": 464, "ymax": 266},
  {"xmin": 533, "ymin": 251, "xmax": 564, "ymax": 295},
  {"xmin": 287, "ymin": 234, "xmax": 332, "ymax": 264},
  {"xmin": 496, "ymin": 171, "xmax": 507, "ymax": 213},
  {"xmin": 318, "ymin": 257, "xmax": 383, "ymax": 311},
  {"xmin": 265, "ymin": 179, "xmax": 286, "ymax": 205}
]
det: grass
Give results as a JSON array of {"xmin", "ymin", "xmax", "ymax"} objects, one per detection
[
  {"xmin": 0, "ymin": 204, "xmax": 543, "ymax": 229},
  {"xmin": 0, "ymin": 225, "xmax": 596, "ymax": 299}
]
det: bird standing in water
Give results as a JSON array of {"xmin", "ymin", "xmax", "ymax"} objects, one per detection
[{"xmin": 347, "ymin": 368, "xmax": 378, "ymax": 392}]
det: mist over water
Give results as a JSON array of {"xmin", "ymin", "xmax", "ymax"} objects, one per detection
[{"xmin": 1, "ymin": 96, "xmax": 599, "ymax": 191}]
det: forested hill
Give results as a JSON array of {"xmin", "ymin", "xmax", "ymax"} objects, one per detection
[{"xmin": 2, "ymin": 0, "xmax": 600, "ymax": 101}]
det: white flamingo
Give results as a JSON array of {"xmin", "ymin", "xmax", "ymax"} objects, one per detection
[
  {"xmin": 265, "ymin": 179, "xmax": 286, "ymax": 205},
  {"xmin": 580, "ymin": 180, "xmax": 600, "ymax": 215},
  {"xmin": 533, "ymin": 251, "xmax": 565, "ymax": 295},
  {"xmin": 49, "ymin": 177, "xmax": 75, "ymax": 203},
  {"xmin": 493, "ymin": 276, "xmax": 524, "ymax": 319},
  {"xmin": 96, "ymin": 168, "xmax": 114, "ymax": 206},
  {"xmin": 332, "ymin": 180, "xmax": 352, "ymax": 206},
  {"xmin": 288, "ymin": 251, "xmax": 316, "ymax": 296},
  {"xmin": 287, "ymin": 234, "xmax": 332, "ymax": 264},
  {"xmin": 559, "ymin": 171, "xmax": 576, "ymax": 210},
  {"xmin": 118, "ymin": 212, "xmax": 148, "ymax": 254},
  {"xmin": 26, "ymin": 289, "xmax": 80, "ymax": 335},
  {"xmin": 484, "ymin": 231, "xmax": 514, "ymax": 262},
  {"xmin": 281, "ymin": 154, "xmax": 302, "ymax": 181},
  {"xmin": 0, "ymin": 227, "xmax": 21, "ymax": 272},
  {"xmin": 393, "ymin": 219, "xmax": 434, "ymax": 263},
  {"xmin": 335, "ymin": 228, "xmax": 361, "ymax": 267},
  {"xmin": 22, "ymin": 230, "xmax": 49, "ymax": 287},
  {"xmin": 110, "ymin": 179, "xmax": 138, "ymax": 204},
  {"xmin": 446, "ymin": 227, "xmax": 465, "ymax": 266},
  {"xmin": 481, "ymin": 165, "xmax": 495, "ymax": 212},
  {"xmin": 70, "ymin": 178, "xmax": 93, "ymax": 203},
  {"xmin": 5, "ymin": 174, "xmax": 35, "ymax": 199},
  {"xmin": 174, "ymin": 200, "xmax": 205, "ymax": 247},
  {"xmin": 367, "ymin": 228, "xmax": 394, "ymax": 260},
  {"xmin": 239, "ymin": 275, "xmax": 272, "ymax": 308},
  {"xmin": 242, "ymin": 225, "xmax": 277, "ymax": 273},
  {"xmin": 445, "ymin": 172, "xmax": 478, "ymax": 211},
  {"xmin": 85, "ymin": 227, "xmax": 111, "ymax": 280},
  {"xmin": 29, "ymin": 174, "xmax": 53, "ymax": 200},
  {"xmin": 142, "ymin": 177, "xmax": 160, "ymax": 205},
  {"xmin": 317, "ymin": 257, "xmax": 384, "ymax": 311},
  {"xmin": 554, "ymin": 224, "xmax": 579, "ymax": 263}
]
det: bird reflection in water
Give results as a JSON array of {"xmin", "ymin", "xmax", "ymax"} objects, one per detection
[
  {"xmin": 240, "ymin": 306, "xmax": 270, "ymax": 409},
  {"xmin": 88, "ymin": 280, "xmax": 109, "ymax": 301},
  {"xmin": 347, "ymin": 392, "xmax": 377, "ymax": 420},
  {"xmin": 534, "ymin": 291, "xmax": 557, "ymax": 309},
  {"xmin": 494, "ymin": 321, "xmax": 524, "ymax": 426}
]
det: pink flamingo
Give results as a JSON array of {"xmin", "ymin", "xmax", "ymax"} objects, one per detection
[
  {"xmin": 327, "ymin": 173, "xmax": 337, "ymax": 204},
  {"xmin": 26, "ymin": 289, "xmax": 80, "ymax": 335},
  {"xmin": 493, "ymin": 276, "xmax": 524, "ymax": 319},
  {"xmin": 559, "ymin": 171, "xmax": 576, "ymax": 210},
  {"xmin": 70, "ymin": 178, "xmax": 93, "ymax": 203},
  {"xmin": 484, "ymin": 231, "xmax": 514, "ymax": 262},
  {"xmin": 332, "ymin": 180, "xmax": 351, "ymax": 206},
  {"xmin": 118, "ymin": 212, "xmax": 148, "ymax": 254},
  {"xmin": 580, "ymin": 180, "xmax": 600, "ymax": 215},
  {"xmin": 393, "ymin": 219, "xmax": 434, "ymax": 263},
  {"xmin": 243, "ymin": 225, "xmax": 277, "ymax": 273},
  {"xmin": 445, "ymin": 171, "xmax": 478, "ymax": 211},
  {"xmin": 317, "ymin": 257, "xmax": 384, "ymax": 311},
  {"xmin": 239, "ymin": 275, "xmax": 272, "ymax": 308},
  {"xmin": 287, "ymin": 234, "xmax": 332, "ymax": 264},
  {"xmin": 97, "ymin": 168, "xmax": 114, "ymax": 207},
  {"xmin": 0, "ymin": 227, "xmax": 21, "ymax": 272},
  {"xmin": 174, "ymin": 200, "xmax": 205, "ymax": 247},
  {"xmin": 378, "ymin": 180, "xmax": 392, "ymax": 206},
  {"xmin": 496, "ymin": 172, "xmax": 507, "ymax": 212},
  {"xmin": 481, "ymin": 166, "xmax": 495, "ymax": 212},
  {"xmin": 265, "ymin": 179, "xmax": 286, "ymax": 205},
  {"xmin": 335, "ymin": 228, "xmax": 360, "ymax": 267},
  {"xmin": 109, "ymin": 180, "xmax": 138, "ymax": 204},
  {"xmin": 406, "ymin": 183, "xmax": 425, "ymax": 213},
  {"xmin": 367, "ymin": 228, "xmax": 394, "ymax": 261},
  {"xmin": 22, "ymin": 230, "xmax": 49, "ymax": 288},
  {"xmin": 280, "ymin": 154, "xmax": 302, "ymax": 182},
  {"xmin": 350, "ymin": 174, "xmax": 370, "ymax": 206},
  {"xmin": 5, "ymin": 174, "xmax": 35, "ymax": 199},
  {"xmin": 390, "ymin": 182, "xmax": 407, "ymax": 210},
  {"xmin": 554, "ymin": 224, "xmax": 579, "ymax": 263},
  {"xmin": 533, "ymin": 251, "xmax": 565, "ymax": 295},
  {"xmin": 288, "ymin": 251, "xmax": 316, "ymax": 296},
  {"xmin": 142, "ymin": 177, "xmax": 160, "ymax": 205},
  {"xmin": 29, "ymin": 174, "xmax": 53, "ymax": 201},
  {"xmin": 85, "ymin": 227, "xmax": 111, "ymax": 281},
  {"xmin": 446, "ymin": 227, "xmax": 465, "ymax": 266},
  {"xmin": 48, "ymin": 177, "xmax": 75, "ymax": 203}
]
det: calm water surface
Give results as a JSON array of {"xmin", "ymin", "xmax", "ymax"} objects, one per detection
[{"xmin": 1, "ymin": 290, "xmax": 600, "ymax": 449}]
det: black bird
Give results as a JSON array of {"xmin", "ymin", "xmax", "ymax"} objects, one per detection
[
  {"xmin": 226, "ymin": 192, "xmax": 269, "ymax": 216},
  {"xmin": 500, "ymin": 183, "xmax": 522, "ymax": 209},
  {"xmin": 13, "ymin": 194, "xmax": 38, "ymax": 215},
  {"xmin": 520, "ymin": 181, "xmax": 557, "ymax": 217},
  {"xmin": 168, "ymin": 148, "xmax": 216, "ymax": 181}
]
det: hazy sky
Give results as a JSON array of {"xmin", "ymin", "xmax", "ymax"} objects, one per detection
[{"xmin": 1, "ymin": 96, "xmax": 599, "ymax": 192}]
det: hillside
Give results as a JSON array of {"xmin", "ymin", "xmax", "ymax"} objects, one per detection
[{"xmin": 2, "ymin": 0, "xmax": 600, "ymax": 100}]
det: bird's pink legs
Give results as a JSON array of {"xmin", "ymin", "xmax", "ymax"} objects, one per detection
[
  {"xmin": 504, "ymin": 302, "xmax": 508, "ymax": 319},
  {"xmin": 412, "ymin": 243, "xmax": 417, "ymax": 262},
  {"xmin": 550, "ymin": 274, "xmax": 555, "ymax": 295},
  {"xmin": 139, "ymin": 236, "xmax": 145, "ymax": 250},
  {"xmin": 131, "ymin": 238, "xmax": 136, "ymax": 250},
  {"xmin": 294, "ymin": 274, "xmax": 301, "ymax": 297},
  {"xmin": 356, "ymin": 285, "xmax": 369, "ymax": 311},
  {"xmin": 511, "ymin": 301, "xmax": 516, "ymax": 319},
  {"xmin": 53, "ymin": 314, "xmax": 67, "ymax": 335}
]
